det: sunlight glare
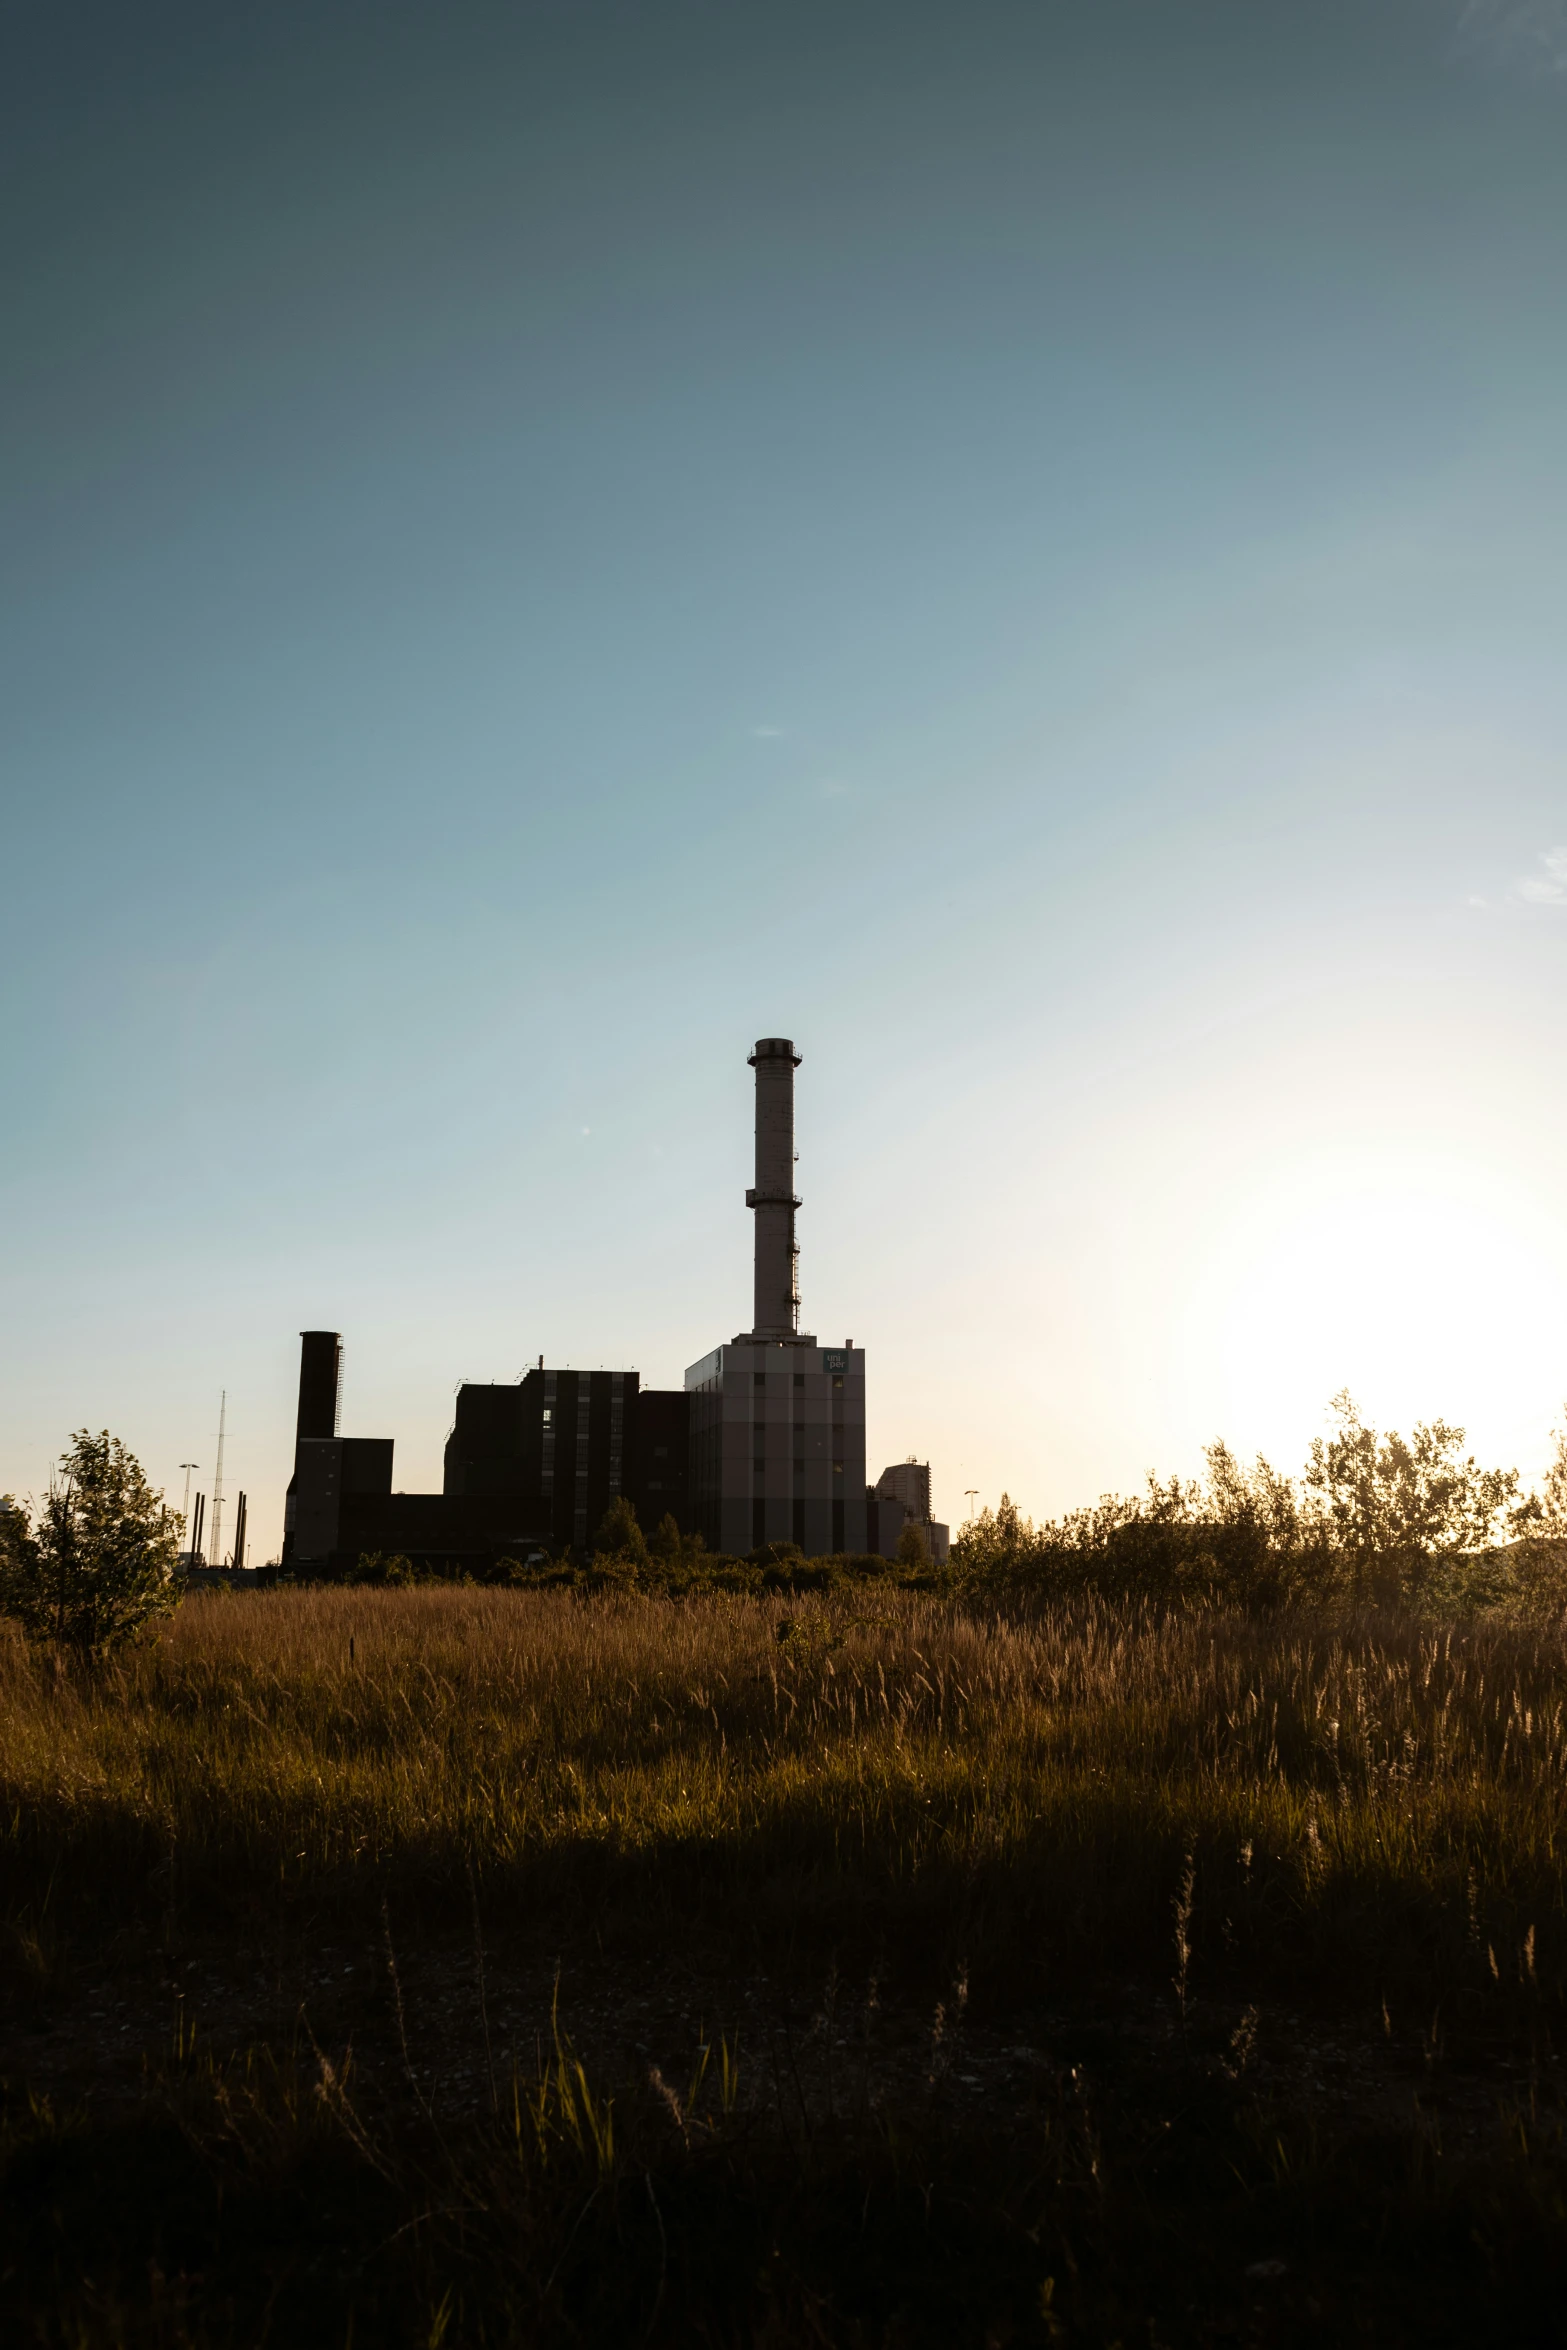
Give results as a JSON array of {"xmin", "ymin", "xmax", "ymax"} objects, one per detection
[{"xmin": 1186, "ymin": 1148, "xmax": 1567, "ymax": 1486}]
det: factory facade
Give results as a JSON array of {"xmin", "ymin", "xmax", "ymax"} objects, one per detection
[{"xmin": 282, "ymin": 1037, "xmax": 946, "ymax": 1572}]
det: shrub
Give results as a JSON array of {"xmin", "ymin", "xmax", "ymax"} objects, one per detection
[{"xmin": 0, "ymin": 1431, "xmax": 180, "ymax": 1656}]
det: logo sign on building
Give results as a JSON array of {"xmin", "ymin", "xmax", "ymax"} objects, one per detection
[{"xmin": 822, "ymin": 1349, "xmax": 849, "ymax": 1373}]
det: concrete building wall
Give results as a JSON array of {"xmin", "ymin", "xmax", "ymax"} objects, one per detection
[
  {"xmin": 876, "ymin": 1460, "xmax": 931, "ymax": 1522},
  {"xmin": 686, "ymin": 1341, "xmax": 868, "ymax": 1556}
]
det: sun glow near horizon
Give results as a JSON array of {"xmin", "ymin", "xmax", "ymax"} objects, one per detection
[{"xmin": 1180, "ymin": 1144, "xmax": 1567, "ymax": 1495}]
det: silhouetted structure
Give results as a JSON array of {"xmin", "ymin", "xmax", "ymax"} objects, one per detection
[
  {"xmin": 281, "ymin": 1035, "xmax": 942, "ymax": 1572},
  {"xmin": 683, "ymin": 1039, "xmax": 905, "ymax": 1560},
  {"xmin": 283, "ymin": 1335, "xmax": 691, "ymax": 1574},
  {"xmin": 874, "ymin": 1459, "xmax": 949, "ymax": 1563},
  {"xmin": 445, "ymin": 1367, "xmax": 691, "ymax": 1549}
]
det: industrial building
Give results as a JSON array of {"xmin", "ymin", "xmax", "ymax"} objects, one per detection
[
  {"xmin": 281, "ymin": 1037, "xmax": 946, "ymax": 1572},
  {"xmin": 874, "ymin": 1459, "xmax": 950, "ymax": 1565},
  {"xmin": 281, "ymin": 1353, "xmax": 688, "ymax": 1571}
]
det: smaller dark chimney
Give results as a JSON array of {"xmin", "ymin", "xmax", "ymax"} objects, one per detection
[{"xmin": 232, "ymin": 1490, "xmax": 248, "ymax": 1570}]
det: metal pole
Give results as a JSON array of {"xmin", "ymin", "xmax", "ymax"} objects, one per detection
[
  {"xmin": 209, "ymin": 1392, "xmax": 227, "ymax": 1567},
  {"xmin": 179, "ymin": 1465, "xmax": 198, "ymax": 1558}
]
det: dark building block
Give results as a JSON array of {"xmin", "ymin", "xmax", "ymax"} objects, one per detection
[
  {"xmin": 291, "ymin": 1435, "xmax": 393, "ymax": 1562},
  {"xmin": 339, "ymin": 1490, "xmax": 552, "ymax": 1568},
  {"xmin": 285, "ymin": 1334, "xmax": 694, "ymax": 1572},
  {"xmin": 628, "ymin": 1388, "xmax": 691, "ymax": 1534},
  {"xmin": 445, "ymin": 1370, "xmax": 692, "ymax": 1546},
  {"xmin": 283, "ymin": 1330, "xmax": 344, "ymax": 1564}
]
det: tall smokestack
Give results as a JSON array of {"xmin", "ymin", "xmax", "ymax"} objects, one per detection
[{"xmin": 746, "ymin": 1038, "xmax": 801, "ymax": 1338}]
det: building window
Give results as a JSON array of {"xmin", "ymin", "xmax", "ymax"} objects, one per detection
[
  {"xmin": 832, "ymin": 1460, "xmax": 844, "ymax": 1479},
  {"xmin": 754, "ymin": 1371, "xmax": 767, "ymax": 1388},
  {"xmin": 793, "ymin": 1372, "xmax": 804, "ymax": 1388},
  {"xmin": 832, "ymin": 1375, "xmax": 844, "ymax": 1392}
]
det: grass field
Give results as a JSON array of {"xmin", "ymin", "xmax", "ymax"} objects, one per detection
[{"xmin": 5, "ymin": 1587, "xmax": 1567, "ymax": 2343}]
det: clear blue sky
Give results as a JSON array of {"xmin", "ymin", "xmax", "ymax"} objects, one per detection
[{"xmin": 5, "ymin": 0, "xmax": 1567, "ymax": 1553}]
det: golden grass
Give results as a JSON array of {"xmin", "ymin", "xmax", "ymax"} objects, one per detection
[{"xmin": 3, "ymin": 1585, "xmax": 1566, "ymax": 1996}]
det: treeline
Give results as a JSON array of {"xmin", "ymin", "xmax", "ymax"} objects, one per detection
[
  {"xmin": 10, "ymin": 1395, "xmax": 1567, "ymax": 1657},
  {"xmin": 951, "ymin": 1391, "xmax": 1567, "ymax": 1613}
]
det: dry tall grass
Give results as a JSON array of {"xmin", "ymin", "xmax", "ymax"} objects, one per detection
[
  {"xmin": 3, "ymin": 1585, "xmax": 1566, "ymax": 2000},
  {"xmin": 10, "ymin": 1588, "xmax": 1567, "ymax": 2343}
]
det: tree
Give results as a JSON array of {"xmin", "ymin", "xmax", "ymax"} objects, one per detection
[
  {"xmin": 950, "ymin": 1493, "xmax": 1036, "ymax": 1582},
  {"xmin": 593, "ymin": 1494, "xmax": 648, "ymax": 1564},
  {"xmin": 1520, "ymin": 1407, "xmax": 1567, "ymax": 1536},
  {"xmin": 894, "ymin": 1518, "xmax": 931, "ymax": 1568},
  {"xmin": 1303, "ymin": 1391, "xmax": 1519, "ymax": 1600},
  {"xmin": 0, "ymin": 1431, "xmax": 182, "ymax": 1655},
  {"xmin": 647, "ymin": 1512, "xmax": 684, "ymax": 1562}
]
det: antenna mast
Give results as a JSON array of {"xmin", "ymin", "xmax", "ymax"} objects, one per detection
[
  {"xmin": 209, "ymin": 1393, "xmax": 227, "ymax": 1567},
  {"xmin": 179, "ymin": 1464, "xmax": 198, "ymax": 1558}
]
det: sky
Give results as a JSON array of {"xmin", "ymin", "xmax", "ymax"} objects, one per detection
[{"xmin": 4, "ymin": 0, "xmax": 1567, "ymax": 1555}]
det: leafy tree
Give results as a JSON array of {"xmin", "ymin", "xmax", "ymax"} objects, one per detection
[
  {"xmin": 352, "ymin": 1551, "xmax": 418, "ymax": 1585},
  {"xmin": 951, "ymin": 1493, "xmax": 1037, "ymax": 1581},
  {"xmin": 1496, "ymin": 1407, "xmax": 1567, "ymax": 1613},
  {"xmin": 647, "ymin": 1512, "xmax": 684, "ymax": 1562},
  {"xmin": 1302, "ymin": 1391, "xmax": 1519, "ymax": 1600},
  {"xmin": 0, "ymin": 1431, "xmax": 181, "ymax": 1655},
  {"xmin": 594, "ymin": 1494, "xmax": 648, "ymax": 1564},
  {"xmin": 895, "ymin": 1518, "xmax": 931, "ymax": 1568},
  {"xmin": 1513, "ymin": 1406, "xmax": 1567, "ymax": 1537}
]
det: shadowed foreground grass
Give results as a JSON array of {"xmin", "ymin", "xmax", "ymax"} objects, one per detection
[
  {"xmin": 6, "ymin": 1587, "xmax": 1567, "ymax": 2343},
  {"xmin": 7, "ymin": 2010, "xmax": 1567, "ymax": 2349},
  {"xmin": 5, "ymin": 1584, "xmax": 1567, "ymax": 1998}
]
